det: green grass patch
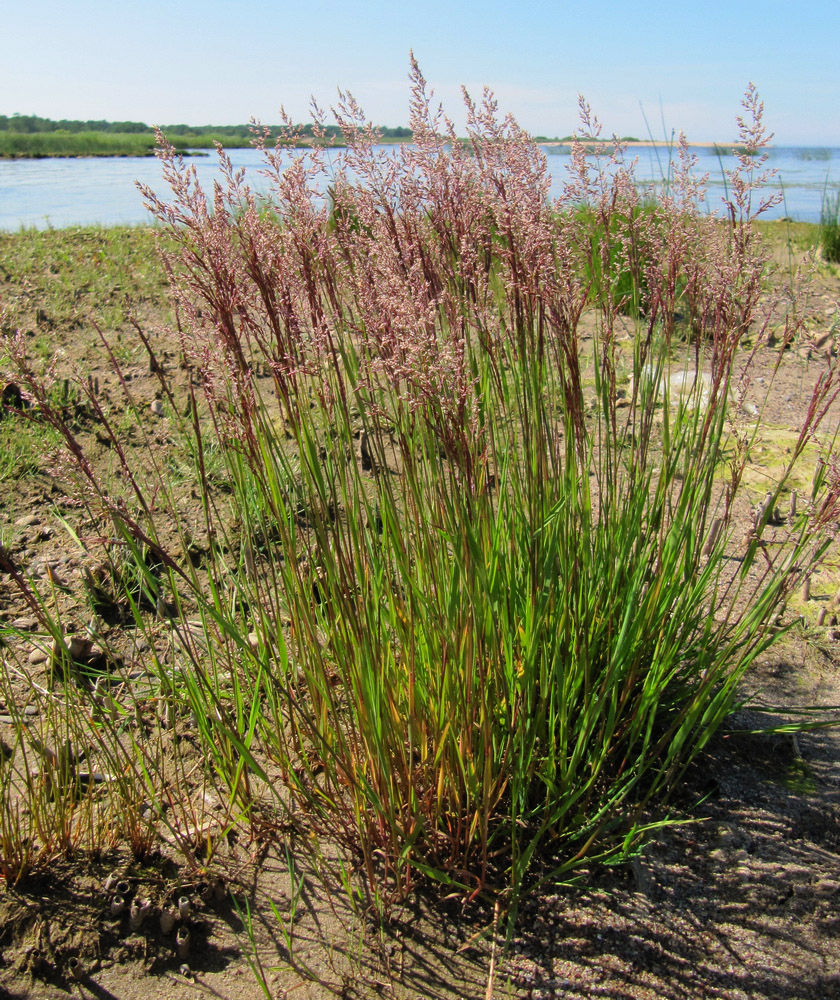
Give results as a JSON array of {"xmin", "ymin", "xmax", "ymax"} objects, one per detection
[
  {"xmin": 0, "ymin": 408, "xmax": 60, "ymax": 480},
  {"xmin": 0, "ymin": 225, "xmax": 170, "ymax": 332},
  {"xmin": 819, "ymin": 192, "xmax": 840, "ymax": 263}
]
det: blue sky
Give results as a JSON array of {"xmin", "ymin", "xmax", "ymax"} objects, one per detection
[{"xmin": 3, "ymin": 0, "xmax": 837, "ymax": 143}]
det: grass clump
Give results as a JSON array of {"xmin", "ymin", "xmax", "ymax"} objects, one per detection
[
  {"xmin": 3, "ymin": 71, "xmax": 839, "ymax": 917},
  {"xmin": 819, "ymin": 191, "xmax": 840, "ymax": 263},
  {"xmin": 573, "ymin": 200, "xmax": 688, "ymax": 319}
]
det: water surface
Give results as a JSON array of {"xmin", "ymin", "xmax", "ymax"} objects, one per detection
[{"xmin": 0, "ymin": 145, "xmax": 837, "ymax": 231}]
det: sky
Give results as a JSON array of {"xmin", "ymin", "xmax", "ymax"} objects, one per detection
[{"xmin": 2, "ymin": 0, "xmax": 837, "ymax": 144}]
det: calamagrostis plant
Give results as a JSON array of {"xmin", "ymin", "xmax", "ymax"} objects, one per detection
[{"xmin": 7, "ymin": 66, "xmax": 840, "ymax": 904}]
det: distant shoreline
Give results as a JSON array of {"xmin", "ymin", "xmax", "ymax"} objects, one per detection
[
  {"xmin": 1, "ymin": 136, "xmax": 834, "ymax": 163},
  {"xmin": 541, "ymin": 140, "xmax": 737, "ymax": 149}
]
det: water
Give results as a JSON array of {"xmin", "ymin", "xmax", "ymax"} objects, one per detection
[{"xmin": 0, "ymin": 144, "xmax": 837, "ymax": 231}]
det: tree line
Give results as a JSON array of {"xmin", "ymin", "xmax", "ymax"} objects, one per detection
[{"xmin": 0, "ymin": 114, "xmax": 413, "ymax": 139}]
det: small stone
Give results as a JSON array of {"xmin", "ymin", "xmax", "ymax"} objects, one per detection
[
  {"xmin": 11, "ymin": 617, "xmax": 38, "ymax": 630},
  {"xmin": 150, "ymin": 399, "xmax": 164, "ymax": 416},
  {"xmin": 14, "ymin": 514, "xmax": 39, "ymax": 528},
  {"xmin": 64, "ymin": 635, "xmax": 91, "ymax": 660},
  {"xmin": 48, "ymin": 634, "xmax": 93, "ymax": 670},
  {"xmin": 28, "ymin": 646, "xmax": 49, "ymax": 665}
]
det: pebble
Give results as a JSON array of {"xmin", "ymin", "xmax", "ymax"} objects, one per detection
[
  {"xmin": 150, "ymin": 399, "xmax": 164, "ymax": 416},
  {"xmin": 28, "ymin": 635, "xmax": 93, "ymax": 667},
  {"xmin": 14, "ymin": 514, "xmax": 40, "ymax": 528},
  {"xmin": 59, "ymin": 635, "xmax": 92, "ymax": 661},
  {"xmin": 11, "ymin": 617, "xmax": 37, "ymax": 630}
]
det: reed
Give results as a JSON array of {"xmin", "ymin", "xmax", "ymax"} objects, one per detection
[{"xmin": 0, "ymin": 131, "xmax": 160, "ymax": 158}]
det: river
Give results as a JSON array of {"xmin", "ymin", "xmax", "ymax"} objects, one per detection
[{"xmin": 0, "ymin": 144, "xmax": 837, "ymax": 231}]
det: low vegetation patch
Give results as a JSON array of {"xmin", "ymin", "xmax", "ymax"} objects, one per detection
[
  {"xmin": 0, "ymin": 131, "xmax": 164, "ymax": 158},
  {"xmin": 820, "ymin": 190, "xmax": 840, "ymax": 263},
  {"xmin": 0, "ymin": 114, "xmax": 414, "ymax": 158}
]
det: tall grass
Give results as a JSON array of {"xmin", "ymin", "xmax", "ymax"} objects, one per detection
[
  {"xmin": 820, "ymin": 190, "xmax": 840, "ymax": 263},
  {"xmin": 4, "ymin": 70, "xmax": 840, "ymax": 911}
]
